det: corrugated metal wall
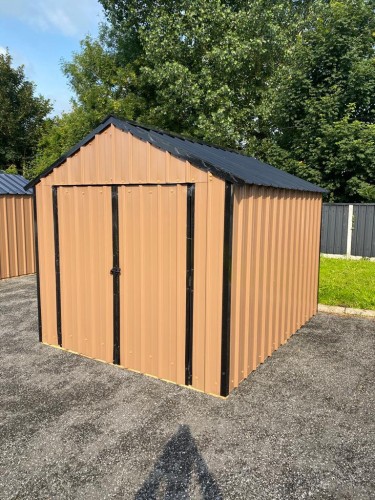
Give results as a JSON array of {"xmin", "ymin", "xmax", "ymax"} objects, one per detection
[
  {"xmin": 321, "ymin": 204, "xmax": 349, "ymax": 255},
  {"xmin": 46, "ymin": 125, "xmax": 208, "ymax": 186},
  {"xmin": 352, "ymin": 205, "xmax": 375, "ymax": 257},
  {"xmin": 229, "ymin": 186, "xmax": 322, "ymax": 392},
  {"xmin": 58, "ymin": 187, "xmax": 114, "ymax": 362},
  {"xmin": 0, "ymin": 195, "xmax": 35, "ymax": 279},
  {"xmin": 36, "ymin": 126, "xmax": 225, "ymax": 396},
  {"xmin": 119, "ymin": 185, "xmax": 187, "ymax": 385}
]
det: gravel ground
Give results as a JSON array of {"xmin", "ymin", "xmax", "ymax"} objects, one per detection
[{"xmin": 1, "ymin": 275, "xmax": 374, "ymax": 500}]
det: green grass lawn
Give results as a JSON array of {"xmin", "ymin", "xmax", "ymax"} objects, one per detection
[{"xmin": 319, "ymin": 257, "xmax": 375, "ymax": 310}]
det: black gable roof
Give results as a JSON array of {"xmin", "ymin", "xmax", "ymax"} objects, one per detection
[{"xmin": 25, "ymin": 115, "xmax": 327, "ymax": 193}]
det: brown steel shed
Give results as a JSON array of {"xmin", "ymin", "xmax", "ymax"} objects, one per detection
[
  {"xmin": 0, "ymin": 173, "xmax": 35, "ymax": 279},
  {"xmin": 25, "ymin": 116, "xmax": 326, "ymax": 397}
]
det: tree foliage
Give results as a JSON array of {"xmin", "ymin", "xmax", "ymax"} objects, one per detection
[
  {"xmin": 33, "ymin": 0, "xmax": 375, "ymax": 201},
  {"xmin": 63, "ymin": 35, "xmax": 144, "ymax": 122},
  {"xmin": 136, "ymin": 0, "xmax": 289, "ymax": 145},
  {"xmin": 262, "ymin": 0, "xmax": 375, "ymax": 201},
  {"xmin": 0, "ymin": 51, "xmax": 51, "ymax": 175}
]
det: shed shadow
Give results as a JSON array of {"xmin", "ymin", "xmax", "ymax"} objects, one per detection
[{"xmin": 135, "ymin": 424, "xmax": 222, "ymax": 500}]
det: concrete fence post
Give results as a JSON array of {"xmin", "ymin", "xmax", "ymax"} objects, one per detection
[{"xmin": 346, "ymin": 204, "xmax": 354, "ymax": 257}]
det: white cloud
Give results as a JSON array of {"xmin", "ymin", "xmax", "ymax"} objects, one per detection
[
  {"xmin": 0, "ymin": 0, "xmax": 104, "ymax": 38},
  {"xmin": 0, "ymin": 46, "xmax": 7, "ymax": 56}
]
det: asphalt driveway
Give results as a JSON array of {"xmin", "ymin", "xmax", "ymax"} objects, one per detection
[{"xmin": 1, "ymin": 275, "xmax": 374, "ymax": 499}]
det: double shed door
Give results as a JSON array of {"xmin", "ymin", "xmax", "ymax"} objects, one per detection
[{"xmin": 56, "ymin": 184, "xmax": 193, "ymax": 386}]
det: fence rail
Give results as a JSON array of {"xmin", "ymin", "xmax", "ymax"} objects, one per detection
[{"xmin": 321, "ymin": 203, "xmax": 375, "ymax": 258}]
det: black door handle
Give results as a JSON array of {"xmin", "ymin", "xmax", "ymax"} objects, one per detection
[{"xmin": 110, "ymin": 267, "xmax": 121, "ymax": 276}]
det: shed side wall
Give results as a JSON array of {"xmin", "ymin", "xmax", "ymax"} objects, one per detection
[
  {"xmin": 230, "ymin": 186, "xmax": 322, "ymax": 391},
  {"xmin": 36, "ymin": 126, "xmax": 225, "ymax": 396},
  {"xmin": 0, "ymin": 195, "xmax": 35, "ymax": 279}
]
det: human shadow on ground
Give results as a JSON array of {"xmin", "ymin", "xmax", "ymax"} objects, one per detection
[{"xmin": 135, "ymin": 424, "xmax": 222, "ymax": 500}]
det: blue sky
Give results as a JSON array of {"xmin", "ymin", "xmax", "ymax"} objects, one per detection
[{"xmin": 0, "ymin": 0, "xmax": 105, "ymax": 115}]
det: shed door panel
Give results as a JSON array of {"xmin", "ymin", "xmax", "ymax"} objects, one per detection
[
  {"xmin": 58, "ymin": 186, "xmax": 113, "ymax": 362},
  {"xmin": 119, "ymin": 185, "xmax": 187, "ymax": 385}
]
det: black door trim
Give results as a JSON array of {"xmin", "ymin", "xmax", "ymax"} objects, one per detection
[
  {"xmin": 185, "ymin": 183, "xmax": 195, "ymax": 386},
  {"xmin": 52, "ymin": 186, "xmax": 62, "ymax": 347},
  {"xmin": 220, "ymin": 182, "xmax": 234, "ymax": 397},
  {"xmin": 33, "ymin": 188, "xmax": 42, "ymax": 342},
  {"xmin": 111, "ymin": 186, "xmax": 121, "ymax": 365}
]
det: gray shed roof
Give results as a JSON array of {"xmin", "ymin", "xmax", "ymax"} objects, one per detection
[
  {"xmin": 25, "ymin": 115, "xmax": 327, "ymax": 193},
  {"xmin": 0, "ymin": 173, "xmax": 33, "ymax": 195}
]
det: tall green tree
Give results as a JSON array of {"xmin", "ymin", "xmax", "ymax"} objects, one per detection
[
  {"xmin": 62, "ymin": 35, "xmax": 144, "ymax": 123},
  {"xmin": 136, "ymin": 0, "xmax": 287, "ymax": 145},
  {"xmin": 98, "ymin": 0, "xmax": 320, "ymax": 134},
  {"xmin": 0, "ymin": 51, "xmax": 51, "ymax": 175},
  {"xmin": 101, "ymin": 0, "xmax": 305, "ymax": 145},
  {"xmin": 260, "ymin": 0, "xmax": 375, "ymax": 201}
]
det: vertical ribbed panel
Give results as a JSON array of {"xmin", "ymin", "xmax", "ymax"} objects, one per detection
[
  {"xmin": 57, "ymin": 187, "xmax": 113, "ymax": 362},
  {"xmin": 45, "ymin": 126, "xmax": 207, "ymax": 186},
  {"xmin": 351, "ymin": 205, "xmax": 375, "ymax": 257},
  {"xmin": 118, "ymin": 185, "xmax": 187, "ymax": 385},
  {"xmin": 192, "ymin": 176, "xmax": 225, "ymax": 395},
  {"xmin": 320, "ymin": 204, "xmax": 349, "ymax": 255},
  {"xmin": 230, "ymin": 186, "xmax": 322, "ymax": 392},
  {"xmin": 0, "ymin": 195, "xmax": 35, "ymax": 279},
  {"xmin": 36, "ymin": 184, "xmax": 57, "ymax": 345}
]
